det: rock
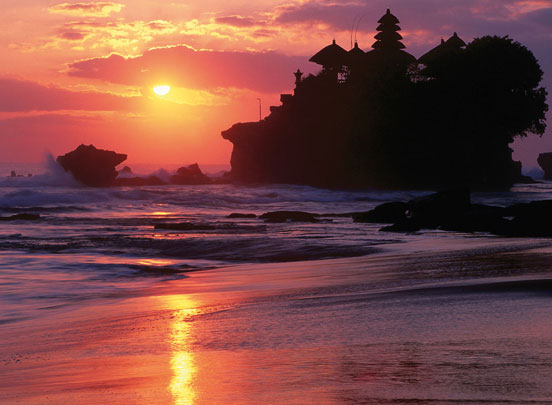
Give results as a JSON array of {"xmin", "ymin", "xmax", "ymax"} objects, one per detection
[
  {"xmin": 259, "ymin": 211, "xmax": 319, "ymax": 223},
  {"xmin": 537, "ymin": 153, "xmax": 552, "ymax": 180},
  {"xmin": 317, "ymin": 212, "xmax": 355, "ymax": 218},
  {"xmin": 56, "ymin": 144, "xmax": 127, "ymax": 187},
  {"xmin": 118, "ymin": 166, "xmax": 133, "ymax": 175},
  {"xmin": 227, "ymin": 213, "xmax": 257, "ymax": 218},
  {"xmin": 503, "ymin": 200, "xmax": 552, "ymax": 218},
  {"xmin": 170, "ymin": 164, "xmax": 211, "ymax": 185},
  {"xmin": 380, "ymin": 218, "xmax": 421, "ymax": 233},
  {"xmin": 439, "ymin": 205, "xmax": 509, "ymax": 233},
  {"xmin": 366, "ymin": 189, "xmax": 552, "ymax": 237},
  {"xmin": 497, "ymin": 200, "xmax": 552, "ymax": 237},
  {"xmin": 114, "ymin": 176, "xmax": 167, "ymax": 186},
  {"xmin": 352, "ymin": 202, "xmax": 409, "ymax": 223},
  {"xmin": 407, "ymin": 189, "xmax": 471, "ymax": 227},
  {"xmin": 0, "ymin": 213, "xmax": 41, "ymax": 221}
]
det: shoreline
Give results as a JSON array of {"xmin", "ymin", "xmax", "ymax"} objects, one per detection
[{"xmin": 2, "ymin": 237, "xmax": 552, "ymax": 403}]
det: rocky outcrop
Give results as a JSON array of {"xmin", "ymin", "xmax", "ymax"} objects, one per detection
[
  {"xmin": 0, "ymin": 213, "xmax": 41, "ymax": 221},
  {"xmin": 170, "ymin": 164, "xmax": 211, "ymax": 185},
  {"xmin": 57, "ymin": 144, "xmax": 127, "ymax": 187},
  {"xmin": 118, "ymin": 166, "xmax": 133, "ymax": 175},
  {"xmin": 221, "ymin": 16, "xmax": 546, "ymax": 190},
  {"xmin": 538, "ymin": 153, "xmax": 552, "ymax": 180},
  {"xmin": 259, "ymin": 211, "xmax": 320, "ymax": 223},
  {"xmin": 355, "ymin": 189, "xmax": 552, "ymax": 237},
  {"xmin": 227, "ymin": 213, "xmax": 257, "ymax": 218}
]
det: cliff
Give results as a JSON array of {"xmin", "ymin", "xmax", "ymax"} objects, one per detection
[{"xmin": 221, "ymin": 11, "xmax": 547, "ymax": 190}]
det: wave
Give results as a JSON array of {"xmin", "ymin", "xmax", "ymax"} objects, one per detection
[{"xmin": 0, "ymin": 232, "xmax": 380, "ymax": 263}]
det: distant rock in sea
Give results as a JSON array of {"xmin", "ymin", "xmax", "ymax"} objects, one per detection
[
  {"xmin": 537, "ymin": 153, "xmax": 552, "ymax": 180},
  {"xmin": 0, "ymin": 213, "xmax": 41, "ymax": 221},
  {"xmin": 259, "ymin": 211, "xmax": 320, "ymax": 223},
  {"xmin": 56, "ymin": 144, "xmax": 127, "ymax": 187},
  {"xmin": 170, "ymin": 163, "xmax": 211, "ymax": 185},
  {"xmin": 118, "ymin": 166, "xmax": 133, "ymax": 175}
]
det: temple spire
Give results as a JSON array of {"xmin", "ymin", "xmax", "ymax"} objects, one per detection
[{"xmin": 372, "ymin": 9, "xmax": 405, "ymax": 50}]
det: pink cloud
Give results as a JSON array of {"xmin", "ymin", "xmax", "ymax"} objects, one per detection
[
  {"xmin": 58, "ymin": 31, "xmax": 88, "ymax": 41},
  {"xmin": 48, "ymin": 2, "xmax": 124, "ymax": 17},
  {"xmin": 66, "ymin": 46, "xmax": 309, "ymax": 93},
  {"xmin": 0, "ymin": 77, "xmax": 143, "ymax": 112},
  {"xmin": 214, "ymin": 16, "xmax": 267, "ymax": 28}
]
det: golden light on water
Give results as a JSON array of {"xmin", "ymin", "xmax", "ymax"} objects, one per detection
[
  {"xmin": 167, "ymin": 297, "xmax": 198, "ymax": 404},
  {"xmin": 154, "ymin": 85, "xmax": 171, "ymax": 96}
]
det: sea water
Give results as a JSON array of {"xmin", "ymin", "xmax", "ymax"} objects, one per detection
[{"xmin": 2, "ymin": 161, "xmax": 552, "ymax": 403}]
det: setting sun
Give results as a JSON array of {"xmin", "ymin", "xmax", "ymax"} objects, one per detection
[{"xmin": 153, "ymin": 85, "xmax": 171, "ymax": 96}]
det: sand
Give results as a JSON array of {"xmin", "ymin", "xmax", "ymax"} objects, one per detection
[{"xmin": 2, "ymin": 238, "xmax": 552, "ymax": 404}]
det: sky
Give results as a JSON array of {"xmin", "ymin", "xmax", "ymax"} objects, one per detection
[{"xmin": 0, "ymin": 0, "xmax": 551, "ymax": 169}]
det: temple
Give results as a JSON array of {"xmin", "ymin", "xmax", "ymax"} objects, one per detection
[
  {"xmin": 220, "ymin": 8, "xmax": 544, "ymax": 189},
  {"xmin": 266, "ymin": 9, "xmax": 437, "ymax": 115},
  {"xmin": 306, "ymin": 9, "xmax": 419, "ymax": 83}
]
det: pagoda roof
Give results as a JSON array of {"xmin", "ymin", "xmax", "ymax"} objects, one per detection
[
  {"xmin": 372, "ymin": 39, "xmax": 406, "ymax": 50},
  {"xmin": 375, "ymin": 31, "xmax": 403, "ymax": 41},
  {"xmin": 309, "ymin": 39, "xmax": 348, "ymax": 68},
  {"xmin": 347, "ymin": 41, "xmax": 365, "ymax": 66},
  {"xmin": 418, "ymin": 33, "xmax": 466, "ymax": 65},
  {"xmin": 376, "ymin": 23, "xmax": 400, "ymax": 32},
  {"xmin": 445, "ymin": 32, "xmax": 466, "ymax": 48},
  {"xmin": 418, "ymin": 39, "xmax": 446, "ymax": 65},
  {"xmin": 378, "ymin": 9, "xmax": 400, "ymax": 25}
]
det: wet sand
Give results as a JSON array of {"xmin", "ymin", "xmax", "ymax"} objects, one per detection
[{"xmin": 2, "ymin": 238, "xmax": 552, "ymax": 404}]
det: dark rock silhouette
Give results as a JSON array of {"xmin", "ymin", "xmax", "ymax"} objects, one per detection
[
  {"xmin": 119, "ymin": 166, "xmax": 133, "ymax": 175},
  {"xmin": 0, "ymin": 213, "xmax": 41, "ymax": 221},
  {"xmin": 259, "ymin": 211, "xmax": 320, "ymax": 223},
  {"xmin": 352, "ymin": 202, "xmax": 409, "ymax": 223},
  {"xmin": 354, "ymin": 189, "xmax": 552, "ymax": 237},
  {"xmin": 170, "ymin": 163, "xmax": 211, "ymax": 185},
  {"xmin": 227, "ymin": 213, "xmax": 257, "ymax": 218},
  {"xmin": 57, "ymin": 144, "xmax": 127, "ymax": 187},
  {"xmin": 222, "ymin": 9, "xmax": 547, "ymax": 190},
  {"xmin": 537, "ymin": 153, "xmax": 552, "ymax": 179}
]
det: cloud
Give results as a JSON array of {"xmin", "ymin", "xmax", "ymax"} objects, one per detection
[
  {"xmin": 18, "ymin": 19, "xmax": 181, "ymax": 54},
  {"xmin": 0, "ymin": 77, "xmax": 142, "ymax": 112},
  {"xmin": 58, "ymin": 31, "xmax": 89, "ymax": 41},
  {"xmin": 521, "ymin": 6, "xmax": 552, "ymax": 27},
  {"xmin": 214, "ymin": 16, "xmax": 267, "ymax": 28},
  {"xmin": 48, "ymin": 2, "xmax": 125, "ymax": 17},
  {"xmin": 66, "ymin": 45, "xmax": 309, "ymax": 93}
]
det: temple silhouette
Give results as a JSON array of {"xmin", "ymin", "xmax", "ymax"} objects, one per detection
[{"xmin": 222, "ymin": 9, "xmax": 547, "ymax": 189}]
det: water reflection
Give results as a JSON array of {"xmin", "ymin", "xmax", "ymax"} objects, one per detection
[{"xmin": 166, "ymin": 296, "xmax": 198, "ymax": 404}]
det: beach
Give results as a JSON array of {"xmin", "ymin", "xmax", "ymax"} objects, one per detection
[
  {"xmin": 2, "ymin": 234, "xmax": 552, "ymax": 404},
  {"xmin": 2, "ymin": 174, "xmax": 552, "ymax": 403}
]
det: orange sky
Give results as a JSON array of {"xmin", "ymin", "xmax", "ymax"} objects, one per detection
[{"xmin": 1, "ymin": 0, "xmax": 551, "ymax": 168}]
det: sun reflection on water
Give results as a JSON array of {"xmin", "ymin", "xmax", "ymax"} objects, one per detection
[
  {"xmin": 150, "ymin": 211, "xmax": 174, "ymax": 216},
  {"xmin": 166, "ymin": 296, "xmax": 199, "ymax": 404}
]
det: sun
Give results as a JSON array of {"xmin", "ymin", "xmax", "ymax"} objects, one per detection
[{"xmin": 153, "ymin": 85, "xmax": 171, "ymax": 96}]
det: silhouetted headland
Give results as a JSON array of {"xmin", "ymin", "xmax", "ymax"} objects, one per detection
[{"xmin": 222, "ymin": 9, "xmax": 548, "ymax": 190}]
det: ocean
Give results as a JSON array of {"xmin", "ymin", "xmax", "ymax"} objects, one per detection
[{"xmin": 1, "ymin": 161, "xmax": 552, "ymax": 404}]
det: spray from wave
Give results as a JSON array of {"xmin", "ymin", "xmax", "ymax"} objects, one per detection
[{"xmin": 0, "ymin": 153, "xmax": 78, "ymax": 188}]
